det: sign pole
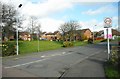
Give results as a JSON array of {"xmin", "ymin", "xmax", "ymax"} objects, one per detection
[
  {"xmin": 107, "ymin": 28, "xmax": 110, "ymax": 60},
  {"xmin": 104, "ymin": 17, "xmax": 112, "ymax": 60}
]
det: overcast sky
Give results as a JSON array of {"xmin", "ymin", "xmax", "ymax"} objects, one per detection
[{"xmin": 1, "ymin": 0, "xmax": 119, "ymax": 32}]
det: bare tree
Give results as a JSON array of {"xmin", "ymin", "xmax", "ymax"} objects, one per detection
[
  {"xmin": 59, "ymin": 20, "xmax": 81, "ymax": 41},
  {"xmin": 27, "ymin": 16, "xmax": 38, "ymax": 40},
  {"xmin": 36, "ymin": 23, "xmax": 42, "ymax": 34}
]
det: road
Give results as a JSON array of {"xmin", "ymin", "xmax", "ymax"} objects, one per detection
[{"xmin": 2, "ymin": 43, "xmax": 108, "ymax": 77}]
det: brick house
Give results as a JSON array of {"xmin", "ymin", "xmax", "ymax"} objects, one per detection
[
  {"xmin": 40, "ymin": 31, "xmax": 61, "ymax": 41},
  {"xmin": 75, "ymin": 29, "xmax": 92, "ymax": 40},
  {"xmin": 19, "ymin": 32, "xmax": 31, "ymax": 41},
  {"xmin": 95, "ymin": 29, "xmax": 120, "ymax": 40},
  {"xmin": 112, "ymin": 29, "xmax": 120, "ymax": 36}
]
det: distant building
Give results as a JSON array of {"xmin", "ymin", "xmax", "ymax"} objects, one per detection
[
  {"xmin": 19, "ymin": 32, "xmax": 31, "ymax": 41},
  {"xmin": 40, "ymin": 31, "xmax": 61, "ymax": 41},
  {"xmin": 96, "ymin": 29, "xmax": 120, "ymax": 40},
  {"xmin": 75, "ymin": 29, "xmax": 92, "ymax": 40}
]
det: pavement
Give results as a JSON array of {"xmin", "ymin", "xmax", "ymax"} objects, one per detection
[{"xmin": 2, "ymin": 43, "xmax": 108, "ymax": 78}]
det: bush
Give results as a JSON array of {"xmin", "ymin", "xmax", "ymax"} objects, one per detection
[
  {"xmin": 109, "ymin": 49, "xmax": 118, "ymax": 65},
  {"xmin": 63, "ymin": 41, "xmax": 74, "ymax": 47},
  {"xmin": 88, "ymin": 38, "xmax": 93, "ymax": 44},
  {"xmin": 109, "ymin": 46, "xmax": 120, "ymax": 73},
  {"xmin": 2, "ymin": 41, "xmax": 16, "ymax": 57}
]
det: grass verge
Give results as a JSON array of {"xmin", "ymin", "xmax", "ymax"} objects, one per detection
[
  {"xmin": 19, "ymin": 40, "xmax": 63, "ymax": 54},
  {"xmin": 104, "ymin": 61, "xmax": 120, "ymax": 79}
]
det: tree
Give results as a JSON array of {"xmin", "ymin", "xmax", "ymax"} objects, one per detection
[
  {"xmin": 0, "ymin": 2, "xmax": 21, "ymax": 41},
  {"xmin": 27, "ymin": 16, "xmax": 38, "ymax": 40},
  {"xmin": 59, "ymin": 20, "xmax": 81, "ymax": 41},
  {"xmin": 35, "ymin": 23, "xmax": 42, "ymax": 40}
]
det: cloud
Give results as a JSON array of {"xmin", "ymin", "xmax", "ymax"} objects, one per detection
[
  {"xmin": 21, "ymin": 0, "xmax": 73, "ymax": 17},
  {"xmin": 39, "ymin": 18, "xmax": 64, "ymax": 32},
  {"xmin": 81, "ymin": 5, "xmax": 117, "ymax": 15},
  {"xmin": 79, "ymin": 19, "xmax": 104, "ymax": 32},
  {"xmin": 113, "ymin": 16, "xmax": 118, "ymax": 21},
  {"xmin": 70, "ymin": 0, "xmax": 119, "ymax": 2},
  {"xmin": 1, "ymin": 0, "xmax": 118, "ymax": 32}
]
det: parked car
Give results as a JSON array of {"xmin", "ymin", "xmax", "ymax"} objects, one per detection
[{"xmin": 40, "ymin": 38, "xmax": 47, "ymax": 40}]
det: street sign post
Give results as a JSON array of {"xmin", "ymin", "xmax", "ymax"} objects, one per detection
[{"xmin": 104, "ymin": 17, "xmax": 112, "ymax": 60}]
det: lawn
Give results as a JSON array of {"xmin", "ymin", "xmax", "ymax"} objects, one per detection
[
  {"xmin": 19, "ymin": 40, "xmax": 88, "ymax": 54},
  {"xmin": 74, "ymin": 41, "xmax": 88, "ymax": 46},
  {"xmin": 19, "ymin": 40, "xmax": 63, "ymax": 54},
  {"xmin": 2, "ymin": 40, "xmax": 97, "ymax": 56}
]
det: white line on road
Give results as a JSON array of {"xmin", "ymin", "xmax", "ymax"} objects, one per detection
[
  {"xmin": 4, "ymin": 52, "xmax": 72, "ymax": 69},
  {"xmin": 41, "ymin": 52, "xmax": 66, "ymax": 58},
  {"xmin": 4, "ymin": 58, "xmax": 48, "ymax": 69},
  {"xmin": 4, "ymin": 50, "xmax": 106, "ymax": 69}
]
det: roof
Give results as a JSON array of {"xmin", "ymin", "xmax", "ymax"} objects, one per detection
[
  {"xmin": 45, "ymin": 32, "xmax": 54, "ymax": 35},
  {"xmin": 98, "ymin": 29, "xmax": 120, "ymax": 36},
  {"xmin": 112, "ymin": 29, "xmax": 120, "ymax": 36},
  {"xmin": 19, "ymin": 32, "xmax": 30, "ymax": 35},
  {"xmin": 76, "ymin": 28, "xmax": 91, "ymax": 34}
]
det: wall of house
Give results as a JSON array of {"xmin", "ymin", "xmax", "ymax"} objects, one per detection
[{"xmin": 84, "ymin": 30, "xmax": 92, "ymax": 39}]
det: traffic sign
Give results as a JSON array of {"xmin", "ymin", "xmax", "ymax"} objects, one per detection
[{"xmin": 104, "ymin": 17, "xmax": 112, "ymax": 28}]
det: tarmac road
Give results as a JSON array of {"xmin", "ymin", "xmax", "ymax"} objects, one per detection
[{"xmin": 2, "ymin": 43, "xmax": 108, "ymax": 77}]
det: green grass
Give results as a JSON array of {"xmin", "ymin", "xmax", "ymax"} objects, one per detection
[
  {"xmin": 2, "ymin": 40, "xmax": 88, "ymax": 56},
  {"xmin": 104, "ymin": 62, "xmax": 120, "ymax": 79},
  {"xmin": 19, "ymin": 40, "xmax": 88, "ymax": 55},
  {"xmin": 74, "ymin": 41, "xmax": 87, "ymax": 46},
  {"xmin": 19, "ymin": 40, "xmax": 63, "ymax": 54}
]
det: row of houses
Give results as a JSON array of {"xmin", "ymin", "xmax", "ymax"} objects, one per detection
[
  {"xmin": 18, "ymin": 29, "xmax": 93, "ymax": 41},
  {"xmin": 1, "ymin": 28, "xmax": 120, "ymax": 41}
]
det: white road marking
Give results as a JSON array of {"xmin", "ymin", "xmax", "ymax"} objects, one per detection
[
  {"xmin": 41, "ymin": 56, "xmax": 45, "ymax": 58},
  {"xmin": 4, "ymin": 52, "xmax": 72, "ymax": 69},
  {"xmin": 41, "ymin": 52, "xmax": 66, "ymax": 58},
  {"xmin": 4, "ymin": 58, "xmax": 48, "ymax": 69},
  {"xmin": 62, "ymin": 52, "xmax": 66, "ymax": 54}
]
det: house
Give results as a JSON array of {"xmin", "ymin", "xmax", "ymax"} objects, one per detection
[
  {"xmin": 97, "ymin": 29, "xmax": 120, "ymax": 40},
  {"xmin": 19, "ymin": 32, "xmax": 31, "ymax": 41},
  {"xmin": 53, "ymin": 31, "xmax": 62, "ymax": 41},
  {"xmin": 40, "ymin": 31, "xmax": 61, "ymax": 41},
  {"xmin": 75, "ymin": 29, "xmax": 92, "ymax": 40},
  {"xmin": 112, "ymin": 29, "xmax": 120, "ymax": 36}
]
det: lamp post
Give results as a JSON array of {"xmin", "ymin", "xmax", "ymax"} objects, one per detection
[
  {"xmin": 93, "ymin": 25, "xmax": 97, "ymax": 43},
  {"xmin": 16, "ymin": 4, "xmax": 22, "ymax": 55}
]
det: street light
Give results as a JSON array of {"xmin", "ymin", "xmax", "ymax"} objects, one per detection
[
  {"xmin": 16, "ymin": 4, "xmax": 22, "ymax": 55},
  {"xmin": 93, "ymin": 25, "xmax": 97, "ymax": 43}
]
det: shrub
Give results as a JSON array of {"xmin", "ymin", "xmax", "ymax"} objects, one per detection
[
  {"xmin": 63, "ymin": 41, "xmax": 74, "ymax": 47},
  {"xmin": 2, "ymin": 41, "xmax": 16, "ymax": 57},
  {"xmin": 88, "ymin": 38, "xmax": 93, "ymax": 44},
  {"xmin": 109, "ymin": 46, "xmax": 120, "ymax": 72}
]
